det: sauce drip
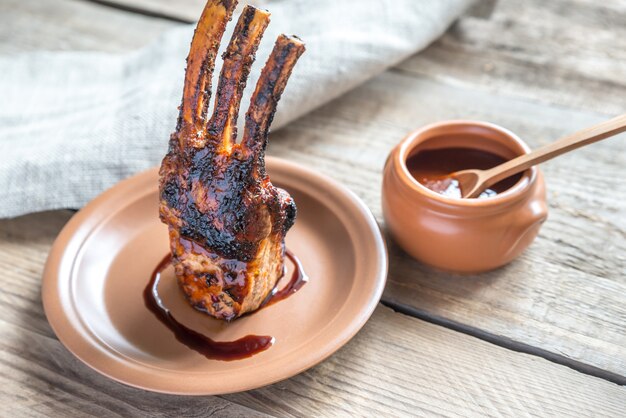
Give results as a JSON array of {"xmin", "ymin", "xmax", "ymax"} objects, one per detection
[
  {"xmin": 406, "ymin": 147, "xmax": 523, "ymax": 199},
  {"xmin": 144, "ymin": 249, "xmax": 307, "ymax": 361}
]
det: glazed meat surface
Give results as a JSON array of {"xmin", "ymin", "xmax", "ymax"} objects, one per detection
[{"xmin": 159, "ymin": 0, "xmax": 305, "ymax": 321}]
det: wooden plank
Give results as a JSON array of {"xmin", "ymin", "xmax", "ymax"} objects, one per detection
[
  {"xmin": 229, "ymin": 307, "xmax": 626, "ymax": 417},
  {"xmin": 398, "ymin": 0, "xmax": 626, "ymax": 116},
  {"xmin": 0, "ymin": 0, "xmax": 179, "ymax": 54},
  {"xmin": 1, "ymin": 212, "xmax": 625, "ymax": 417}
]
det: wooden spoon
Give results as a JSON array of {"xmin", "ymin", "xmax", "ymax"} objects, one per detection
[{"xmin": 453, "ymin": 113, "xmax": 626, "ymax": 198}]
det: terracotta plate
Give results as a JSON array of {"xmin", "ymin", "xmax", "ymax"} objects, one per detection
[{"xmin": 42, "ymin": 157, "xmax": 387, "ymax": 395}]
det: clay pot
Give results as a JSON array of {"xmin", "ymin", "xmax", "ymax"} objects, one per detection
[{"xmin": 382, "ymin": 120, "xmax": 548, "ymax": 273}]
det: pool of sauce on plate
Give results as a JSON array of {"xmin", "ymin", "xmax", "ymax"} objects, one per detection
[
  {"xmin": 144, "ymin": 250, "xmax": 307, "ymax": 361},
  {"xmin": 406, "ymin": 147, "xmax": 523, "ymax": 198}
]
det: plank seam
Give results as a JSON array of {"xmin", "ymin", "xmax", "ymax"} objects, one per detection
[
  {"xmin": 79, "ymin": 0, "xmax": 193, "ymax": 23},
  {"xmin": 381, "ymin": 299, "xmax": 626, "ymax": 386}
]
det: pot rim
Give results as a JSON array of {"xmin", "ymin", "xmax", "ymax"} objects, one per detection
[{"xmin": 396, "ymin": 120, "xmax": 538, "ymax": 208}]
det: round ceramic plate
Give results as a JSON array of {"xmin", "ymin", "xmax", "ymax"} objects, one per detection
[{"xmin": 42, "ymin": 157, "xmax": 387, "ymax": 395}]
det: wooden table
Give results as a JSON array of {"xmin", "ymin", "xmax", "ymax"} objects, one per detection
[{"xmin": 1, "ymin": 0, "xmax": 625, "ymax": 416}]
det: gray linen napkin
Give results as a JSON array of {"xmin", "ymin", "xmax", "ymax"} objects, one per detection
[{"xmin": 0, "ymin": 0, "xmax": 471, "ymax": 218}]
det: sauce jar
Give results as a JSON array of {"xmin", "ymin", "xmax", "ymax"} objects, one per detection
[{"xmin": 382, "ymin": 120, "xmax": 548, "ymax": 273}]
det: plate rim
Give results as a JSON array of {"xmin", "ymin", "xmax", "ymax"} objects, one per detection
[{"xmin": 42, "ymin": 156, "xmax": 388, "ymax": 395}]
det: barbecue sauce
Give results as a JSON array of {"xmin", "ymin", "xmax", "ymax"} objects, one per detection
[
  {"xmin": 145, "ymin": 250, "xmax": 307, "ymax": 361},
  {"xmin": 406, "ymin": 147, "xmax": 523, "ymax": 198}
]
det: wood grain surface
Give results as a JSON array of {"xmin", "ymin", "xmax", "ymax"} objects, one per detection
[
  {"xmin": 401, "ymin": 0, "xmax": 626, "ymax": 116},
  {"xmin": 269, "ymin": 73, "xmax": 626, "ymax": 381},
  {"xmin": 1, "ymin": 0, "xmax": 625, "ymax": 415},
  {"xmin": 1, "ymin": 212, "xmax": 624, "ymax": 417}
]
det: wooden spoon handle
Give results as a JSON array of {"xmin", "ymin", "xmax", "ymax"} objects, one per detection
[{"xmin": 482, "ymin": 113, "xmax": 626, "ymax": 188}]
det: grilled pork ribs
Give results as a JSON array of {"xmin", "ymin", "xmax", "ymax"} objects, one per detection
[{"xmin": 158, "ymin": 0, "xmax": 305, "ymax": 321}]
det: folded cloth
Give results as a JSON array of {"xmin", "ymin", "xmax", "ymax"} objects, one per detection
[{"xmin": 0, "ymin": 0, "xmax": 471, "ymax": 218}]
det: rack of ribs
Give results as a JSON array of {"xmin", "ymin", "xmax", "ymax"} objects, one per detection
[{"xmin": 158, "ymin": 0, "xmax": 305, "ymax": 321}]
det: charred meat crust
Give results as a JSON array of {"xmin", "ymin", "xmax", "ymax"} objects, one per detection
[{"xmin": 158, "ymin": 0, "xmax": 304, "ymax": 320}]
